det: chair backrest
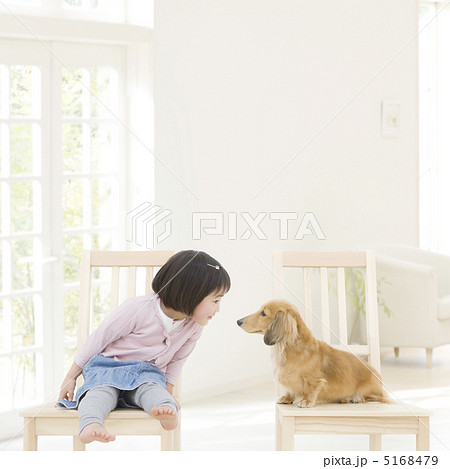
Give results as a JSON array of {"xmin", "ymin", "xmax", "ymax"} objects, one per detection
[
  {"xmin": 273, "ymin": 250, "xmax": 381, "ymax": 372},
  {"xmin": 76, "ymin": 250, "xmax": 177, "ymax": 390}
]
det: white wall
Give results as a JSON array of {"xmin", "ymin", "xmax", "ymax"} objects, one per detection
[{"xmin": 152, "ymin": 0, "xmax": 419, "ymax": 400}]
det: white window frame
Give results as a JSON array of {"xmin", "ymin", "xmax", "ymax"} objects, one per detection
[
  {"xmin": 2, "ymin": 0, "xmax": 153, "ymax": 26},
  {"xmin": 0, "ymin": 12, "xmax": 153, "ymax": 440}
]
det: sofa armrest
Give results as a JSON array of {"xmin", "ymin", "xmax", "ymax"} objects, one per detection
[
  {"xmin": 375, "ymin": 253, "xmax": 449, "ymax": 347},
  {"xmin": 376, "ymin": 253, "xmax": 435, "ymax": 277},
  {"xmin": 376, "ymin": 254, "xmax": 438, "ymax": 320},
  {"xmin": 374, "ymin": 245, "xmax": 450, "ymax": 298}
]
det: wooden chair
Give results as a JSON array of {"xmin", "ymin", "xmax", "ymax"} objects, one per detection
[
  {"xmin": 273, "ymin": 250, "xmax": 431, "ymax": 451},
  {"xmin": 20, "ymin": 250, "xmax": 180, "ymax": 451}
]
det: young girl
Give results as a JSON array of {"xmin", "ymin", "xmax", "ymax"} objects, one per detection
[{"xmin": 58, "ymin": 250, "xmax": 230, "ymax": 444}]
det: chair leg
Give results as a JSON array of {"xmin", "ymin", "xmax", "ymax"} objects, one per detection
[
  {"xmin": 369, "ymin": 434, "xmax": 382, "ymax": 451},
  {"xmin": 160, "ymin": 429, "xmax": 174, "ymax": 451},
  {"xmin": 394, "ymin": 347, "xmax": 399, "ymax": 358},
  {"xmin": 23, "ymin": 418, "xmax": 37, "ymax": 451},
  {"xmin": 275, "ymin": 406, "xmax": 282, "ymax": 450},
  {"xmin": 73, "ymin": 436, "xmax": 86, "ymax": 451},
  {"xmin": 416, "ymin": 417, "xmax": 430, "ymax": 451},
  {"xmin": 426, "ymin": 349, "xmax": 432, "ymax": 368},
  {"xmin": 173, "ymin": 423, "xmax": 181, "ymax": 450},
  {"xmin": 279, "ymin": 416, "xmax": 295, "ymax": 451}
]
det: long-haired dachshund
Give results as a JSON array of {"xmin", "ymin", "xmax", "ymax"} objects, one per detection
[{"xmin": 237, "ymin": 299, "xmax": 389, "ymax": 407}]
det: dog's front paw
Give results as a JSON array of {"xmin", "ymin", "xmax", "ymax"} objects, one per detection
[
  {"xmin": 350, "ymin": 394, "xmax": 365, "ymax": 404},
  {"xmin": 339, "ymin": 394, "xmax": 365, "ymax": 404},
  {"xmin": 297, "ymin": 398, "xmax": 315, "ymax": 408},
  {"xmin": 277, "ymin": 394, "xmax": 294, "ymax": 405}
]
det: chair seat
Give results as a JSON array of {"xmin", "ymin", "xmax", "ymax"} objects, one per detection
[
  {"xmin": 277, "ymin": 402, "xmax": 431, "ymax": 418},
  {"xmin": 20, "ymin": 403, "xmax": 165, "ymax": 438},
  {"xmin": 20, "ymin": 403, "xmax": 153, "ymax": 419},
  {"xmin": 277, "ymin": 402, "xmax": 431, "ymax": 445}
]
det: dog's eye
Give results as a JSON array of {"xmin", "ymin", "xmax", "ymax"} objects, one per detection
[{"xmin": 260, "ymin": 311, "xmax": 266, "ymax": 316}]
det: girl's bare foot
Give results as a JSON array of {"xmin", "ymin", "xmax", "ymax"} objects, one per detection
[
  {"xmin": 79, "ymin": 422, "xmax": 116, "ymax": 443},
  {"xmin": 151, "ymin": 406, "xmax": 178, "ymax": 430}
]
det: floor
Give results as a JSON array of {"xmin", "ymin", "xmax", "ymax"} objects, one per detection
[{"xmin": 2, "ymin": 346, "xmax": 450, "ymax": 451}]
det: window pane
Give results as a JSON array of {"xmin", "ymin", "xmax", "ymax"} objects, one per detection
[
  {"xmin": 92, "ymin": 177, "xmax": 114, "ymax": 226},
  {"xmin": 13, "ymin": 353, "xmax": 36, "ymax": 407},
  {"xmin": 64, "ymin": 344, "xmax": 77, "ymax": 376},
  {"xmin": 10, "ymin": 66, "xmax": 39, "ymax": 118},
  {"xmin": 0, "ymin": 124, "xmax": 7, "ymax": 176},
  {"xmin": 12, "ymin": 295, "xmax": 35, "ymax": 348},
  {"xmin": 64, "ymin": 289, "xmax": 79, "ymax": 340},
  {"xmin": 92, "ymin": 264, "xmax": 111, "ymax": 282},
  {"xmin": 62, "ymin": 0, "xmax": 100, "ymax": 10},
  {"xmin": 0, "ymin": 357, "xmax": 12, "ymax": 411},
  {"xmin": 63, "ymin": 233, "xmax": 83, "ymax": 282},
  {"xmin": 91, "ymin": 124, "xmax": 117, "ymax": 172},
  {"xmin": 62, "ymin": 123, "xmax": 84, "ymax": 173},
  {"xmin": 0, "ymin": 194, "xmax": 2, "ymax": 251},
  {"xmin": 62, "ymin": 68, "xmax": 84, "ymax": 118},
  {"xmin": 0, "ymin": 300, "xmax": 5, "ymax": 351},
  {"xmin": 11, "ymin": 238, "xmax": 34, "ymax": 290},
  {"xmin": 5, "ymin": 1, "xmax": 41, "ymax": 5},
  {"xmin": 0, "ymin": 66, "xmax": 7, "ymax": 119},
  {"xmin": 92, "ymin": 282, "xmax": 110, "ymax": 330},
  {"xmin": 10, "ymin": 123, "xmax": 33, "ymax": 175},
  {"xmin": 90, "ymin": 68, "xmax": 115, "ymax": 118},
  {"xmin": 11, "ymin": 181, "xmax": 34, "ymax": 233},
  {"xmin": 62, "ymin": 0, "xmax": 82, "ymax": 7},
  {"xmin": 62, "ymin": 178, "xmax": 84, "ymax": 228},
  {"xmin": 92, "ymin": 230, "xmax": 112, "ymax": 251}
]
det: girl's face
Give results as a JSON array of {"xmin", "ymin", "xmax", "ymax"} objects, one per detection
[{"xmin": 191, "ymin": 291, "xmax": 224, "ymax": 326}]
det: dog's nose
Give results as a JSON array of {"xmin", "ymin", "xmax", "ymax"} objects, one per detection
[{"xmin": 237, "ymin": 319, "xmax": 243, "ymax": 327}]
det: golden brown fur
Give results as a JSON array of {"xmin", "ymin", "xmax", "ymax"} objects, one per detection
[{"xmin": 237, "ymin": 299, "xmax": 389, "ymax": 407}]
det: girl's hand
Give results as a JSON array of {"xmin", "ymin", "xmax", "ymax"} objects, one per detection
[
  {"xmin": 58, "ymin": 378, "xmax": 76, "ymax": 401},
  {"xmin": 58, "ymin": 361, "xmax": 82, "ymax": 401}
]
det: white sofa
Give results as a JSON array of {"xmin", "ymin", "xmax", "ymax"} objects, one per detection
[{"xmin": 374, "ymin": 244, "xmax": 450, "ymax": 367}]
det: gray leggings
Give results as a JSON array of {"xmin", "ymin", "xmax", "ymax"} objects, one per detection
[{"xmin": 77, "ymin": 382, "xmax": 178, "ymax": 433}]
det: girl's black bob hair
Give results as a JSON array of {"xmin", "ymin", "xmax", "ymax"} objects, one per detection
[{"xmin": 152, "ymin": 250, "xmax": 231, "ymax": 316}]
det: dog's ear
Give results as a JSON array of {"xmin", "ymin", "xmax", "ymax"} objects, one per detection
[{"xmin": 264, "ymin": 312, "xmax": 298, "ymax": 345}]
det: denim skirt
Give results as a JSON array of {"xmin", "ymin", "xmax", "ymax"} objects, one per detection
[{"xmin": 58, "ymin": 354, "xmax": 167, "ymax": 409}]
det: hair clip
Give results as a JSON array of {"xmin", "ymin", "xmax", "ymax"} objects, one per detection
[{"xmin": 207, "ymin": 263, "xmax": 220, "ymax": 270}]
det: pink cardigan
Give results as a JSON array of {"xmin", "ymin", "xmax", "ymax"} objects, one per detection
[{"xmin": 74, "ymin": 293, "xmax": 203, "ymax": 385}]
